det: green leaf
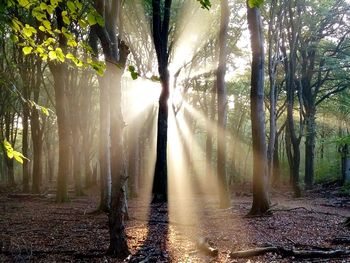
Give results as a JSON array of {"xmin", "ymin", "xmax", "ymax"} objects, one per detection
[
  {"xmin": 78, "ymin": 19, "xmax": 88, "ymax": 28},
  {"xmin": 131, "ymin": 71, "xmax": 138, "ymax": 80},
  {"xmin": 39, "ymin": 2, "xmax": 48, "ymax": 10},
  {"xmin": 13, "ymin": 151, "xmax": 23, "ymax": 164},
  {"xmin": 50, "ymin": 0, "xmax": 59, "ymax": 6},
  {"xmin": 128, "ymin": 65, "xmax": 135, "ymax": 72},
  {"xmin": 75, "ymin": 1, "xmax": 82, "ymax": 10},
  {"xmin": 55, "ymin": 48, "xmax": 65, "ymax": 62},
  {"xmin": 150, "ymin": 75, "xmax": 161, "ymax": 82},
  {"xmin": 67, "ymin": 39, "xmax": 77, "ymax": 47},
  {"xmin": 3, "ymin": 139, "xmax": 14, "ymax": 159},
  {"xmin": 23, "ymin": 24, "xmax": 37, "ymax": 37},
  {"xmin": 10, "ymin": 34, "xmax": 19, "ymax": 43},
  {"xmin": 42, "ymin": 20, "xmax": 51, "ymax": 30},
  {"xmin": 18, "ymin": 0, "xmax": 31, "ymax": 8},
  {"xmin": 128, "ymin": 65, "xmax": 139, "ymax": 80},
  {"xmin": 22, "ymin": 46, "xmax": 33, "ymax": 55},
  {"xmin": 87, "ymin": 13, "xmax": 96, "ymax": 25},
  {"xmin": 3, "ymin": 139, "xmax": 12, "ymax": 151},
  {"xmin": 32, "ymin": 7, "xmax": 46, "ymax": 21},
  {"xmin": 96, "ymin": 14, "xmax": 105, "ymax": 27},
  {"xmin": 40, "ymin": 106, "xmax": 50, "ymax": 116},
  {"xmin": 62, "ymin": 14, "xmax": 70, "ymax": 25},
  {"xmin": 66, "ymin": 53, "xmax": 75, "ymax": 60},
  {"xmin": 248, "ymin": 0, "xmax": 264, "ymax": 8},
  {"xmin": 67, "ymin": 1, "xmax": 75, "ymax": 12},
  {"xmin": 49, "ymin": 50, "xmax": 57, "ymax": 60},
  {"xmin": 23, "ymin": 26, "xmax": 33, "ymax": 37},
  {"xmin": 36, "ymin": 46, "xmax": 45, "ymax": 54},
  {"xmin": 197, "ymin": 0, "xmax": 211, "ymax": 10},
  {"xmin": 91, "ymin": 61, "xmax": 106, "ymax": 76},
  {"xmin": 39, "ymin": 25, "xmax": 46, "ymax": 32},
  {"xmin": 12, "ymin": 19, "xmax": 21, "ymax": 31}
]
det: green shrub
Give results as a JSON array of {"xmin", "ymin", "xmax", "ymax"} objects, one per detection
[{"xmin": 315, "ymin": 159, "xmax": 340, "ymax": 184}]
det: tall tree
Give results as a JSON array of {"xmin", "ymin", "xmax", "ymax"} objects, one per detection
[
  {"xmin": 151, "ymin": 0, "xmax": 172, "ymax": 203},
  {"xmin": 281, "ymin": 0, "xmax": 302, "ymax": 197},
  {"xmin": 216, "ymin": 0, "xmax": 230, "ymax": 208},
  {"xmin": 247, "ymin": 0, "xmax": 270, "ymax": 215},
  {"xmin": 92, "ymin": 0, "xmax": 130, "ymax": 257},
  {"xmin": 298, "ymin": 0, "xmax": 350, "ymax": 189}
]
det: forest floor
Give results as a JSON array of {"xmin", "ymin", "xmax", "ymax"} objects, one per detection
[{"xmin": 0, "ymin": 184, "xmax": 350, "ymax": 263}]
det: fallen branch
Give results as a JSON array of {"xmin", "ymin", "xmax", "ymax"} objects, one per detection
[
  {"xmin": 230, "ymin": 247, "xmax": 277, "ymax": 257},
  {"xmin": 331, "ymin": 236, "xmax": 350, "ymax": 245},
  {"xmin": 230, "ymin": 246, "xmax": 350, "ymax": 259}
]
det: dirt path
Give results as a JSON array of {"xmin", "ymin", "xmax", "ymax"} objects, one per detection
[{"xmin": 0, "ymin": 189, "xmax": 349, "ymax": 262}]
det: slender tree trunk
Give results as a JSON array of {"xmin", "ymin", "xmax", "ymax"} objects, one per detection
[
  {"xmin": 247, "ymin": 2, "xmax": 270, "ymax": 215},
  {"xmin": 304, "ymin": 107, "xmax": 316, "ymax": 189},
  {"xmin": 206, "ymin": 89, "xmax": 215, "ymax": 180},
  {"xmin": 98, "ymin": 74, "xmax": 112, "ymax": 211},
  {"xmin": 46, "ymin": 140, "xmax": 54, "ymax": 183},
  {"xmin": 128, "ymin": 124, "xmax": 140, "ymax": 198},
  {"xmin": 107, "ymin": 63, "xmax": 129, "ymax": 257},
  {"xmin": 267, "ymin": 0, "xmax": 278, "ymax": 183},
  {"xmin": 72, "ymin": 127, "xmax": 83, "ymax": 196},
  {"xmin": 31, "ymin": 109, "xmax": 43, "ymax": 194},
  {"xmin": 22, "ymin": 105, "xmax": 30, "ymax": 192},
  {"xmin": 4, "ymin": 114, "xmax": 15, "ymax": 186},
  {"xmin": 272, "ymin": 133, "xmax": 280, "ymax": 186},
  {"xmin": 92, "ymin": 0, "xmax": 130, "ymax": 256},
  {"xmin": 51, "ymin": 63, "xmax": 69, "ymax": 202},
  {"xmin": 216, "ymin": 0, "xmax": 230, "ymax": 208}
]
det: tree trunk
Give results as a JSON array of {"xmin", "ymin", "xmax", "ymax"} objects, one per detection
[
  {"xmin": 216, "ymin": 0, "xmax": 230, "ymax": 208},
  {"xmin": 107, "ymin": 63, "xmax": 129, "ymax": 257},
  {"xmin": 51, "ymin": 63, "xmax": 69, "ymax": 202},
  {"xmin": 247, "ymin": 2, "xmax": 270, "ymax": 215},
  {"xmin": 152, "ymin": 74, "xmax": 169, "ymax": 201},
  {"xmin": 4, "ymin": 114, "xmax": 15, "ymax": 186},
  {"xmin": 272, "ymin": 133, "xmax": 280, "ymax": 186},
  {"xmin": 98, "ymin": 74, "xmax": 112, "ymax": 210},
  {"xmin": 304, "ymin": 107, "xmax": 316, "ymax": 189},
  {"xmin": 31, "ymin": 109, "xmax": 43, "ymax": 194},
  {"xmin": 46, "ymin": 140, "xmax": 54, "ymax": 183},
  {"xmin": 22, "ymin": 104, "xmax": 30, "ymax": 192},
  {"xmin": 281, "ymin": 0, "xmax": 302, "ymax": 197},
  {"xmin": 206, "ymin": 89, "xmax": 215, "ymax": 180},
  {"xmin": 91, "ymin": 0, "xmax": 130, "ymax": 256},
  {"xmin": 72, "ymin": 127, "xmax": 83, "ymax": 196},
  {"xmin": 128, "ymin": 124, "xmax": 140, "ymax": 198},
  {"xmin": 151, "ymin": 0, "xmax": 172, "ymax": 203}
]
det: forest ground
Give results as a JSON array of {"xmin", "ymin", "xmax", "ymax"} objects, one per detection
[{"xmin": 0, "ymin": 184, "xmax": 349, "ymax": 263}]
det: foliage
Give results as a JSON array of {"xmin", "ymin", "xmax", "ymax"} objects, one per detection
[
  {"xmin": 340, "ymin": 182, "xmax": 350, "ymax": 196},
  {"xmin": 3, "ymin": 0, "xmax": 106, "ymax": 75},
  {"xmin": 248, "ymin": 0, "xmax": 264, "ymax": 8},
  {"xmin": 2, "ymin": 139, "xmax": 29, "ymax": 164},
  {"xmin": 128, "ymin": 65, "xmax": 139, "ymax": 80},
  {"xmin": 315, "ymin": 159, "xmax": 340, "ymax": 184},
  {"xmin": 197, "ymin": 0, "xmax": 211, "ymax": 10}
]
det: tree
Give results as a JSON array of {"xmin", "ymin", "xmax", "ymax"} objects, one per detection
[
  {"xmin": 92, "ymin": 0, "xmax": 130, "ymax": 257},
  {"xmin": 247, "ymin": 0, "xmax": 270, "ymax": 215},
  {"xmin": 298, "ymin": 0, "xmax": 350, "ymax": 189},
  {"xmin": 216, "ymin": 0, "xmax": 231, "ymax": 208},
  {"xmin": 150, "ymin": 0, "xmax": 172, "ymax": 203}
]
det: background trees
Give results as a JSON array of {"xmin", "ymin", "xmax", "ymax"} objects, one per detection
[{"xmin": 0, "ymin": 0, "xmax": 349, "ymax": 257}]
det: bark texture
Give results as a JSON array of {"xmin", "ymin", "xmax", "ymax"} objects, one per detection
[{"xmin": 247, "ymin": 2, "xmax": 270, "ymax": 215}]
